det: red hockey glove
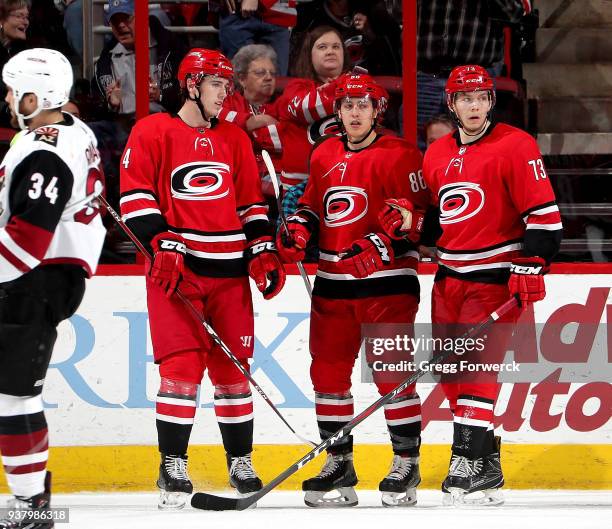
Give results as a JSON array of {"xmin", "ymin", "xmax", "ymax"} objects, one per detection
[
  {"xmin": 338, "ymin": 232, "xmax": 394, "ymax": 279},
  {"xmin": 275, "ymin": 214, "xmax": 312, "ymax": 263},
  {"xmin": 245, "ymin": 236, "xmax": 286, "ymax": 299},
  {"xmin": 508, "ymin": 256, "xmax": 548, "ymax": 306},
  {"xmin": 378, "ymin": 198, "xmax": 425, "ymax": 242},
  {"xmin": 149, "ymin": 232, "xmax": 186, "ymax": 297}
]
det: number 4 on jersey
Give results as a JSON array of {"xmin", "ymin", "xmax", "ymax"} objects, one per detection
[{"xmin": 122, "ymin": 148, "xmax": 131, "ymax": 169}]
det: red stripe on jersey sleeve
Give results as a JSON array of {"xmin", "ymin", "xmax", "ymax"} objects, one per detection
[
  {"xmin": 120, "ymin": 196, "xmax": 160, "ymax": 218},
  {"xmin": 238, "ymin": 203, "xmax": 269, "ymax": 226},
  {"xmin": 526, "ymin": 210, "xmax": 562, "ymax": 228},
  {"xmin": 0, "ymin": 240, "xmax": 31, "ymax": 273},
  {"xmin": 5, "ymin": 216, "xmax": 54, "ymax": 261}
]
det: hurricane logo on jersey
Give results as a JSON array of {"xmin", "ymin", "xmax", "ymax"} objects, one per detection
[
  {"xmin": 307, "ymin": 116, "xmax": 340, "ymax": 145},
  {"xmin": 439, "ymin": 182, "xmax": 484, "ymax": 224},
  {"xmin": 323, "ymin": 186, "xmax": 368, "ymax": 227},
  {"xmin": 171, "ymin": 161, "xmax": 230, "ymax": 201}
]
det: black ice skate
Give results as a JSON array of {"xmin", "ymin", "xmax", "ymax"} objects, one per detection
[
  {"xmin": 227, "ymin": 453, "xmax": 263, "ymax": 496},
  {"xmin": 442, "ymin": 441, "xmax": 504, "ymax": 506},
  {"xmin": 157, "ymin": 453, "xmax": 193, "ymax": 509},
  {"xmin": 0, "ymin": 471, "xmax": 54, "ymax": 529},
  {"xmin": 379, "ymin": 455, "xmax": 421, "ymax": 507},
  {"xmin": 302, "ymin": 452, "xmax": 358, "ymax": 508}
]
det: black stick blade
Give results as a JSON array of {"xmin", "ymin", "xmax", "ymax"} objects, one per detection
[{"xmin": 191, "ymin": 493, "xmax": 241, "ymax": 511}]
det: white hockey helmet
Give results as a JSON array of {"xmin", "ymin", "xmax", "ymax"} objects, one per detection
[{"xmin": 2, "ymin": 48, "xmax": 73, "ymax": 130}]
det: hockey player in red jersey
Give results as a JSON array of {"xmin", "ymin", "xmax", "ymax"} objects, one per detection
[
  {"xmin": 119, "ymin": 49, "xmax": 286, "ymax": 509},
  {"xmin": 277, "ymin": 73, "xmax": 429, "ymax": 508},
  {"xmin": 0, "ymin": 49, "xmax": 105, "ymax": 529},
  {"xmin": 382, "ymin": 65, "xmax": 563, "ymax": 506}
]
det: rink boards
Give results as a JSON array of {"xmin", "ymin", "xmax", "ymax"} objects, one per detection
[{"xmin": 0, "ymin": 264, "xmax": 610, "ymax": 492}]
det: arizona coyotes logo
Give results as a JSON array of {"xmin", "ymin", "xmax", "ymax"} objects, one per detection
[
  {"xmin": 170, "ymin": 161, "xmax": 230, "ymax": 201},
  {"xmin": 34, "ymin": 127, "xmax": 59, "ymax": 146},
  {"xmin": 323, "ymin": 186, "xmax": 368, "ymax": 227},
  {"xmin": 307, "ymin": 116, "xmax": 340, "ymax": 145},
  {"xmin": 439, "ymin": 182, "xmax": 485, "ymax": 224}
]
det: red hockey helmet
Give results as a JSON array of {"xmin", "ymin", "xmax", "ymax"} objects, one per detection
[
  {"xmin": 334, "ymin": 72, "xmax": 389, "ymax": 115},
  {"xmin": 445, "ymin": 65, "xmax": 495, "ymax": 107},
  {"xmin": 178, "ymin": 48, "xmax": 234, "ymax": 89}
]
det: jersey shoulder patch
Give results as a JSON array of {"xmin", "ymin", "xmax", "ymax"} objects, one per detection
[{"xmin": 33, "ymin": 126, "xmax": 60, "ymax": 146}]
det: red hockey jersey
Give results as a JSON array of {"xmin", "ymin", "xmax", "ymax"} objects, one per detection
[
  {"xmin": 218, "ymin": 91, "xmax": 283, "ymax": 195},
  {"xmin": 298, "ymin": 134, "xmax": 429, "ymax": 299},
  {"xmin": 423, "ymin": 122, "xmax": 562, "ymax": 281},
  {"xmin": 218, "ymin": 90, "xmax": 280, "ymax": 130},
  {"xmin": 271, "ymin": 77, "xmax": 341, "ymax": 187},
  {"xmin": 120, "ymin": 113, "xmax": 269, "ymax": 277}
]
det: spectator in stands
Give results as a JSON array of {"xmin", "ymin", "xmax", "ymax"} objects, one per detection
[
  {"xmin": 292, "ymin": 0, "xmax": 401, "ymax": 75},
  {"xmin": 274, "ymin": 25, "xmax": 349, "ymax": 188},
  {"xmin": 423, "ymin": 114, "xmax": 456, "ymax": 149},
  {"xmin": 219, "ymin": 43, "xmax": 281, "ymax": 198},
  {"xmin": 92, "ymin": 0, "xmax": 186, "ymax": 119},
  {"xmin": 54, "ymin": 0, "xmax": 82, "ymax": 59},
  {"xmin": 221, "ymin": 43, "xmax": 279, "ymax": 132},
  {"xmin": 416, "ymin": 0, "xmax": 531, "ymax": 136},
  {"xmin": 62, "ymin": 99, "xmax": 80, "ymax": 118},
  {"xmin": 209, "ymin": 0, "xmax": 296, "ymax": 76},
  {"xmin": 0, "ymin": 0, "xmax": 29, "ymax": 127},
  {"xmin": 55, "ymin": 0, "xmax": 170, "ymax": 61},
  {"xmin": 89, "ymin": 0, "xmax": 187, "ymax": 219}
]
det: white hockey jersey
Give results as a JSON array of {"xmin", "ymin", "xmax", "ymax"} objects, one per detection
[{"xmin": 0, "ymin": 113, "xmax": 106, "ymax": 283}]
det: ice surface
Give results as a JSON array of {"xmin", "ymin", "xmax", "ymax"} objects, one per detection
[{"xmin": 2, "ymin": 490, "xmax": 609, "ymax": 529}]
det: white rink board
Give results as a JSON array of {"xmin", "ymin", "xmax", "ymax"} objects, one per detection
[{"xmin": 44, "ymin": 274, "xmax": 612, "ymax": 446}]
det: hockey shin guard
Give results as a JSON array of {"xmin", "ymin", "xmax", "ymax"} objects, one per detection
[{"xmin": 156, "ymin": 378, "xmax": 198, "ymax": 455}]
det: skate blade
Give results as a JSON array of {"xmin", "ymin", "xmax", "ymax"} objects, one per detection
[
  {"xmin": 381, "ymin": 488, "xmax": 417, "ymax": 507},
  {"xmin": 304, "ymin": 487, "xmax": 358, "ymax": 508},
  {"xmin": 443, "ymin": 488, "xmax": 504, "ymax": 507},
  {"xmin": 158, "ymin": 490, "xmax": 190, "ymax": 510}
]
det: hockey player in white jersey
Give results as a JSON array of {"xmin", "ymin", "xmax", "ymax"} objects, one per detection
[{"xmin": 0, "ymin": 48, "xmax": 105, "ymax": 529}]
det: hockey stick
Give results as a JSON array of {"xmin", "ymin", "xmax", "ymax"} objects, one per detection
[
  {"xmin": 99, "ymin": 194, "xmax": 317, "ymax": 447},
  {"xmin": 191, "ymin": 295, "xmax": 519, "ymax": 511},
  {"xmin": 261, "ymin": 149, "xmax": 313, "ymax": 299}
]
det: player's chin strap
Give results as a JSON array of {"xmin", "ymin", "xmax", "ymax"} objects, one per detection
[
  {"xmin": 461, "ymin": 118, "xmax": 491, "ymax": 138},
  {"xmin": 347, "ymin": 123, "xmax": 377, "ymax": 145},
  {"xmin": 449, "ymin": 92, "xmax": 495, "ymax": 137},
  {"xmin": 12, "ymin": 94, "xmax": 43, "ymax": 130},
  {"xmin": 337, "ymin": 105, "xmax": 379, "ymax": 146},
  {"xmin": 188, "ymin": 87, "xmax": 214, "ymax": 125}
]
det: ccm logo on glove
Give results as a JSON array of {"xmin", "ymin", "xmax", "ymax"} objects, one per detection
[
  {"xmin": 159, "ymin": 240, "xmax": 187, "ymax": 253},
  {"xmin": 248, "ymin": 240, "xmax": 275, "ymax": 255},
  {"xmin": 509, "ymin": 262, "xmax": 544, "ymax": 275},
  {"xmin": 367, "ymin": 233, "xmax": 391, "ymax": 264}
]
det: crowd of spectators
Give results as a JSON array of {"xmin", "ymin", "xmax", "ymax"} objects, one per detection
[{"xmin": 1, "ymin": 0, "xmax": 603, "ymax": 262}]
